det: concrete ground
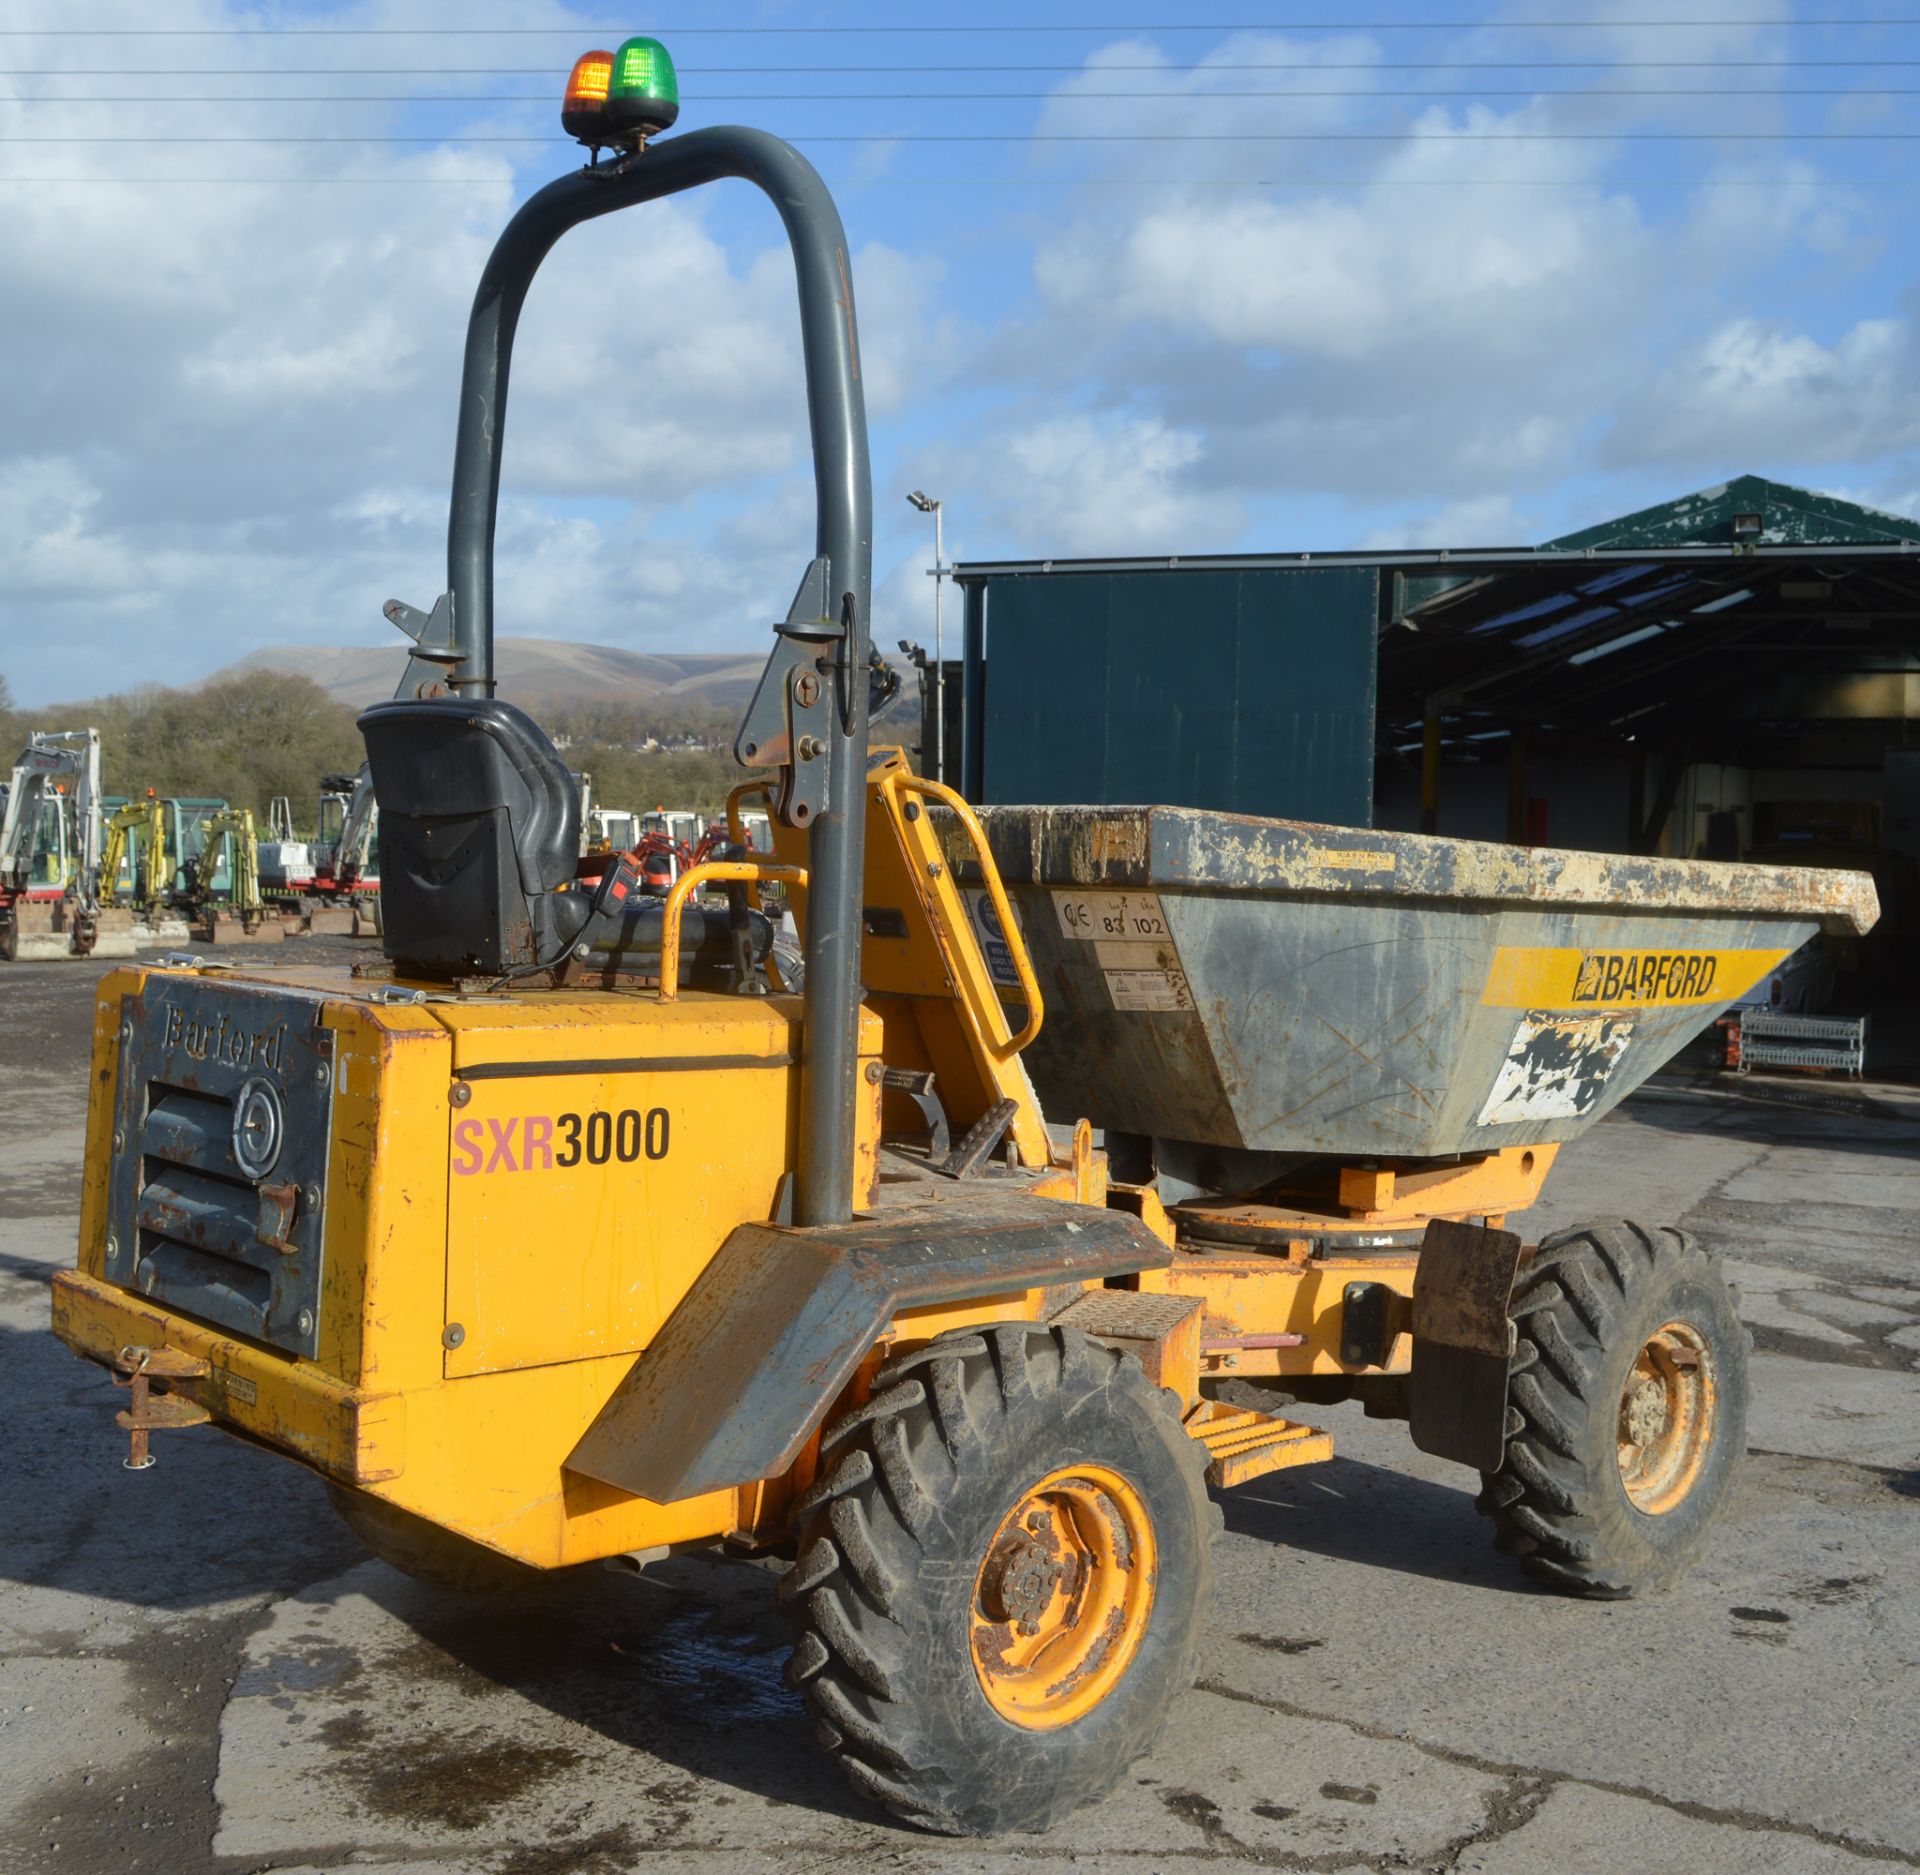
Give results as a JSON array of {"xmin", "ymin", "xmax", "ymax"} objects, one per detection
[{"xmin": 1, "ymin": 945, "xmax": 1916, "ymax": 1875}]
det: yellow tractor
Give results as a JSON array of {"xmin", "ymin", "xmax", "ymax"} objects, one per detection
[{"xmin": 52, "ymin": 43, "xmax": 1878, "ymax": 1838}]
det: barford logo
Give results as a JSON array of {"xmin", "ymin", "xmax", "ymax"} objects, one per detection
[
  {"xmin": 1571, "ymin": 951, "xmax": 1718, "ymax": 1006},
  {"xmin": 162, "ymin": 1003, "xmax": 288, "ymax": 1076}
]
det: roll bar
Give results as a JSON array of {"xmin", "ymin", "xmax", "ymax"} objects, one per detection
[{"xmin": 439, "ymin": 129, "xmax": 873, "ymax": 1228}]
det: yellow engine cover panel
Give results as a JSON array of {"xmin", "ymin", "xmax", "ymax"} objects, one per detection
[{"xmin": 438, "ymin": 991, "xmax": 820, "ymax": 1379}]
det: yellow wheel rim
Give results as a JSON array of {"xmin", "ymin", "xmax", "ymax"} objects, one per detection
[
  {"xmin": 1617, "ymin": 1319, "xmax": 1717, "ymax": 1516},
  {"xmin": 969, "ymin": 1462, "xmax": 1156, "ymax": 1731}
]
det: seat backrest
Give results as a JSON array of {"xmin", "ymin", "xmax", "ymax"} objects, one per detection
[{"xmin": 358, "ymin": 698, "xmax": 582, "ymax": 976}]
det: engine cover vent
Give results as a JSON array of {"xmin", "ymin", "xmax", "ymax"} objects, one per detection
[{"xmin": 106, "ymin": 975, "xmax": 334, "ymax": 1358}]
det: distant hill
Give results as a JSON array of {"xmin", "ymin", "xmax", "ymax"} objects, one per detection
[{"xmin": 210, "ymin": 638, "xmax": 764, "ymax": 713}]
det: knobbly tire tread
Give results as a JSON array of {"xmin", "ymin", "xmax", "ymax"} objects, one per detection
[
  {"xmin": 1476, "ymin": 1218, "xmax": 1752, "ymax": 1598},
  {"xmin": 779, "ymin": 1322, "xmax": 1216, "ymax": 1835},
  {"xmin": 326, "ymin": 1483, "xmax": 549, "ymax": 1594}
]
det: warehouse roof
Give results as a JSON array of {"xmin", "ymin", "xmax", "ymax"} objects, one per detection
[
  {"xmin": 954, "ymin": 475, "xmax": 1920, "ymax": 746},
  {"xmin": 1379, "ymin": 477, "xmax": 1920, "ymax": 745}
]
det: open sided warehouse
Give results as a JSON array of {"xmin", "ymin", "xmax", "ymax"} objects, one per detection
[{"xmin": 952, "ymin": 475, "xmax": 1919, "ymax": 1011}]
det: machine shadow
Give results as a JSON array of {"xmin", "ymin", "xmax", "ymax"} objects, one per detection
[
  {"xmin": 0, "ymin": 1312, "xmax": 365, "ymax": 1615},
  {"xmin": 2, "ymin": 1281, "xmax": 875, "ymax": 1829},
  {"xmin": 353, "ymin": 1552, "xmax": 889, "ymax": 1828},
  {"xmin": 1220, "ymin": 1449, "xmax": 1552, "ymax": 1596},
  {"xmin": 354, "ymin": 1458, "xmax": 1540, "ymax": 1836}
]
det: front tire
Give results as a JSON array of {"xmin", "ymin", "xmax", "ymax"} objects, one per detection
[
  {"xmin": 781, "ymin": 1323, "xmax": 1215, "ymax": 1836},
  {"xmin": 1477, "ymin": 1219, "xmax": 1750, "ymax": 1598}
]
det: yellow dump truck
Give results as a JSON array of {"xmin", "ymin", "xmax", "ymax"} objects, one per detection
[{"xmin": 52, "ymin": 41, "xmax": 1879, "ymax": 1838}]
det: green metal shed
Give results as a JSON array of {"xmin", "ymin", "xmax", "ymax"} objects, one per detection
[
  {"xmin": 952, "ymin": 563, "xmax": 1379, "ymax": 823},
  {"xmin": 953, "ymin": 475, "xmax": 1920, "ymax": 863}
]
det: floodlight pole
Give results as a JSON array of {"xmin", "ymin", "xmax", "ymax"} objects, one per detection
[{"xmin": 908, "ymin": 491, "xmax": 946, "ymax": 784}]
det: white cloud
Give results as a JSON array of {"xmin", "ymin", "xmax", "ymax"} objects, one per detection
[
  {"xmin": 1360, "ymin": 494, "xmax": 1532, "ymax": 550},
  {"xmin": 954, "ymin": 7, "xmax": 1908, "ymax": 533},
  {"xmin": 990, "ymin": 414, "xmax": 1228, "ymax": 555},
  {"xmin": 3, "ymin": 0, "xmax": 1918, "ymax": 708},
  {"xmin": 0, "ymin": 0, "xmax": 961, "ymax": 703},
  {"xmin": 1038, "ymin": 167, "xmax": 1642, "ymax": 364},
  {"xmin": 1607, "ymin": 314, "xmax": 1920, "ymax": 468}
]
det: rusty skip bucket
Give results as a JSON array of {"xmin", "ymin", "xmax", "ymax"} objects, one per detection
[{"xmin": 949, "ymin": 807, "xmax": 1880, "ymax": 1162}]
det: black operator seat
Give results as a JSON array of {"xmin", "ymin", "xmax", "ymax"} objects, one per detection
[{"xmin": 358, "ymin": 697, "xmax": 587, "ymax": 977}]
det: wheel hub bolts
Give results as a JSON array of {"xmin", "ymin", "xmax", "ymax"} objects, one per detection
[
  {"xmin": 1620, "ymin": 1376, "xmax": 1669, "ymax": 1447},
  {"xmin": 981, "ymin": 1529, "xmax": 1067, "ymax": 1633}
]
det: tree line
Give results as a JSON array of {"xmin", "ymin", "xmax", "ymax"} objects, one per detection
[{"xmin": 0, "ymin": 671, "xmax": 748, "ymax": 830}]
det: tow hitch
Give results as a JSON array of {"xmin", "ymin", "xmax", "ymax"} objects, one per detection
[{"xmin": 113, "ymin": 1345, "xmax": 211, "ymax": 1471}]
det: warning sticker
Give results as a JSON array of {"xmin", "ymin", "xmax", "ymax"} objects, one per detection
[
  {"xmin": 1104, "ymin": 968, "xmax": 1195, "ymax": 1013},
  {"xmin": 964, "ymin": 888, "xmax": 1025, "ymax": 990},
  {"xmin": 1053, "ymin": 889, "xmax": 1171, "ymax": 944},
  {"xmin": 1479, "ymin": 1012, "xmax": 1634, "ymax": 1125},
  {"xmin": 1092, "ymin": 938, "xmax": 1193, "ymax": 1011}
]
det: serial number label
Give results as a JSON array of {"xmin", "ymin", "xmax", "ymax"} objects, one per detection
[
  {"xmin": 453, "ymin": 1107, "xmax": 671, "ymax": 1176},
  {"xmin": 1481, "ymin": 946, "xmax": 1788, "ymax": 1010}
]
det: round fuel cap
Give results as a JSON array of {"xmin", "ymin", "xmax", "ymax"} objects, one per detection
[{"xmin": 232, "ymin": 1076, "xmax": 285, "ymax": 1180}]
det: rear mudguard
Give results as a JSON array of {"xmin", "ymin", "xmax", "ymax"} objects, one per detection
[{"xmin": 566, "ymin": 1193, "xmax": 1170, "ymax": 1502}]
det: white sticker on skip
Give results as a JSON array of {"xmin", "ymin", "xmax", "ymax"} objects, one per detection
[
  {"xmin": 1053, "ymin": 889, "xmax": 1170, "ymax": 943},
  {"xmin": 1103, "ymin": 966, "xmax": 1195, "ymax": 1013},
  {"xmin": 1479, "ymin": 1011, "xmax": 1634, "ymax": 1125}
]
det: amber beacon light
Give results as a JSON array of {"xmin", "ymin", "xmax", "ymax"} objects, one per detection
[{"xmin": 561, "ymin": 49, "xmax": 616, "ymax": 147}]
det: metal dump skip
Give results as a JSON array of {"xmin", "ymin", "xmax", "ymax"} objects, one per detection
[{"xmin": 953, "ymin": 806, "xmax": 1880, "ymax": 1161}]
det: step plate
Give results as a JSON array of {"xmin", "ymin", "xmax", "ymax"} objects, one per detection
[{"xmin": 1185, "ymin": 1399, "xmax": 1332, "ymax": 1489}]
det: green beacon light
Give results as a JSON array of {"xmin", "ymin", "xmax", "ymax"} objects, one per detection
[{"xmin": 604, "ymin": 36, "xmax": 680, "ymax": 143}]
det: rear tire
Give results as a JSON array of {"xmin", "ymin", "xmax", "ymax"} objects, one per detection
[
  {"xmin": 1477, "ymin": 1219, "xmax": 1750, "ymax": 1598},
  {"xmin": 327, "ymin": 1483, "xmax": 546, "ymax": 1594},
  {"xmin": 780, "ymin": 1323, "xmax": 1215, "ymax": 1835}
]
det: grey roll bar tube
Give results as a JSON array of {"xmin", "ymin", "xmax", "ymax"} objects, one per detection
[{"xmin": 441, "ymin": 128, "xmax": 873, "ymax": 1228}]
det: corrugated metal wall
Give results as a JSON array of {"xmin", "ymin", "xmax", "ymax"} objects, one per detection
[{"xmin": 969, "ymin": 566, "xmax": 1377, "ymax": 824}]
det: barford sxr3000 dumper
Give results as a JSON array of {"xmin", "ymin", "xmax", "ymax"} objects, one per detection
[{"xmin": 52, "ymin": 41, "xmax": 1880, "ymax": 1839}]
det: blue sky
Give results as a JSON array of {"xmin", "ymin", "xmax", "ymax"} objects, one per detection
[{"xmin": 4, "ymin": 1, "xmax": 1920, "ymax": 703}]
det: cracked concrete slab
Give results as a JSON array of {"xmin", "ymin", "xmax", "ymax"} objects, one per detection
[
  {"xmin": 5, "ymin": 951, "xmax": 1920, "ymax": 1874},
  {"xmin": 213, "ymin": 1563, "xmax": 1500, "ymax": 1869},
  {"xmin": 1458, "ymin": 1780, "xmax": 1900, "ymax": 1872},
  {"xmin": 269, "ymin": 1858, "xmax": 1098, "ymax": 1874},
  {"xmin": 1720, "ymin": 1261, "xmax": 1861, "ymax": 1348},
  {"xmin": 0, "ymin": 1657, "xmax": 155, "ymax": 1840},
  {"xmin": 1745, "ymin": 1352, "xmax": 1920, "ymax": 1468},
  {"xmin": 1788, "ymin": 1292, "xmax": 1920, "ymax": 1331},
  {"xmin": 1212, "ymin": 1405, "xmax": 1920, "ymax": 1861},
  {"xmin": 1720, "ymin": 1151, "xmax": 1920, "ymax": 1212}
]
